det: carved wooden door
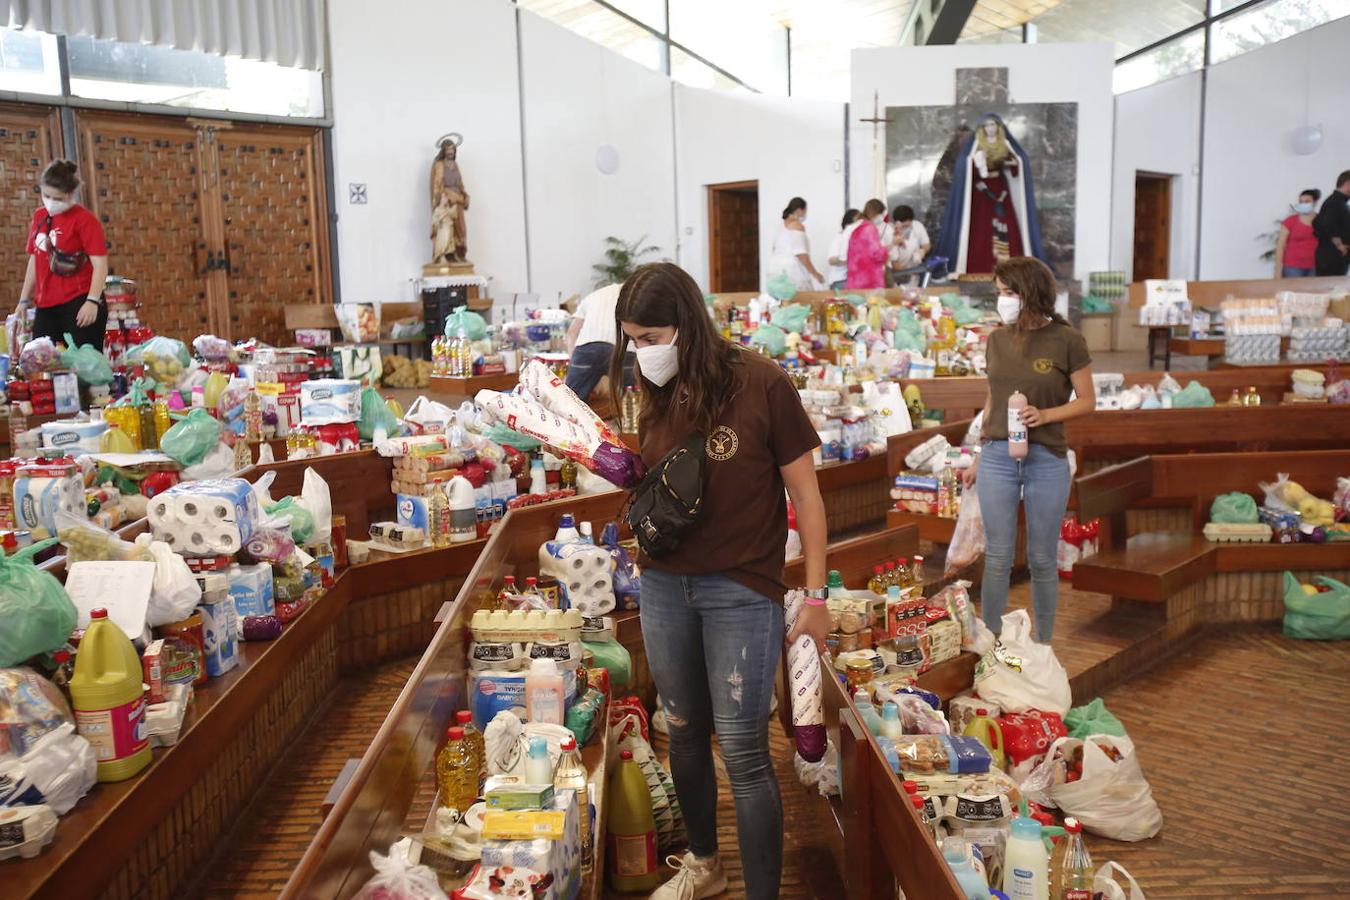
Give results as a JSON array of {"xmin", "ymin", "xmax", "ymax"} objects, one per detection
[
  {"xmin": 0, "ymin": 102, "xmax": 63, "ymax": 293},
  {"xmin": 214, "ymin": 125, "xmax": 328, "ymax": 346},
  {"xmin": 74, "ymin": 111, "xmax": 216, "ymax": 341}
]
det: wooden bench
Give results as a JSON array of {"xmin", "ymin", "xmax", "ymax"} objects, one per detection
[{"xmin": 1073, "ymin": 450, "xmax": 1350, "ymax": 619}]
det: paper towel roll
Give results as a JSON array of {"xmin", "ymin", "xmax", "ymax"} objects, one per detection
[{"xmin": 784, "ymin": 590, "xmax": 825, "ymax": 763}]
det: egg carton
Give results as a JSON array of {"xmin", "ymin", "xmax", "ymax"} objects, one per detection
[{"xmin": 1202, "ymin": 523, "xmax": 1273, "ymax": 543}]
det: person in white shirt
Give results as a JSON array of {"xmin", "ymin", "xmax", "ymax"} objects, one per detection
[
  {"xmin": 766, "ymin": 197, "xmax": 825, "ymax": 291},
  {"xmin": 889, "ymin": 204, "xmax": 931, "ymax": 284},
  {"xmin": 826, "ymin": 208, "xmax": 861, "ymax": 290},
  {"xmin": 565, "ymin": 282, "xmax": 632, "ymax": 402}
]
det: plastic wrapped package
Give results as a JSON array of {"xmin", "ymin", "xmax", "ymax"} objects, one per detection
[
  {"xmin": 0, "ymin": 669, "xmax": 97, "ymax": 814},
  {"xmin": 784, "ymin": 590, "xmax": 825, "ymax": 763},
  {"xmin": 56, "ymin": 509, "xmax": 152, "ymax": 564},
  {"xmin": 0, "ymin": 542, "xmax": 76, "ymax": 667},
  {"xmin": 945, "ymin": 491, "xmax": 985, "ymax": 574},
  {"xmin": 18, "ymin": 336, "xmax": 61, "ymax": 377},
  {"xmin": 192, "ymin": 334, "xmax": 232, "ymax": 362},
  {"xmin": 881, "ymin": 734, "xmax": 992, "ymax": 775},
  {"xmin": 59, "ymin": 332, "xmax": 113, "ymax": 385}
]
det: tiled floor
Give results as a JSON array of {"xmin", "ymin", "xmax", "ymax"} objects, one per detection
[{"xmin": 196, "ymin": 587, "xmax": 1349, "ymax": 899}]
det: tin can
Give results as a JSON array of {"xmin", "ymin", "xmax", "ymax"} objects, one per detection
[{"xmin": 845, "ymin": 658, "xmax": 873, "ymax": 694}]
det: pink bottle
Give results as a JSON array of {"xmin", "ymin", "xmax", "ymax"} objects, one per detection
[{"xmin": 1007, "ymin": 390, "xmax": 1029, "ymax": 459}]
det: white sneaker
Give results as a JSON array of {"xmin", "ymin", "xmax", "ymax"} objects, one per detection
[{"xmin": 649, "ymin": 852, "xmax": 728, "ymax": 899}]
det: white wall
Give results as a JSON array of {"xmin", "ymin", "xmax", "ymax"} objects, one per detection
[
  {"xmin": 1111, "ymin": 72, "xmax": 1202, "ymax": 281},
  {"xmin": 850, "ymin": 43, "xmax": 1115, "ymax": 279},
  {"xmin": 328, "ymin": 0, "xmax": 528, "ymax": 301},
  {"xmin": 673, "ymin": 86, "xmax": 845, "ymax": 291},
  {"xmin": 519, "ymin": 13, "xmax": 677, "ymax": 299},
  {"xmin": 1199, "ymin": 16, "xmax": 1350, "ymax": 279}
]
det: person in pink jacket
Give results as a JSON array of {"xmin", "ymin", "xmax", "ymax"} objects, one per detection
[{"xmin": 846, "ymin": 199, "xmax": 888, "ymax": 290}]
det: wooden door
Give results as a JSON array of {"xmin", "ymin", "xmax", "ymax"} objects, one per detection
[
  {"xmin": 74, "ymin": 111, "xmax": 217, "ymax": 341},
  {"xmin": 708, "ymin": 181, "xmax": 759, "ymax": 292},
  {"xmin": 0, "ymin": 102, "xmax": 63, "ymax": 293},
  {"xmin": 215, "ymin": 125, "xmax": 329, "ymax": 346},
  {"xmin": 1133, "ymin": 172, "xmax": 1172, "ymax": 281}
]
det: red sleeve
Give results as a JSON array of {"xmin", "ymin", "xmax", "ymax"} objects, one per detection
[
  {"xmin": 78, "ymin": 209, "xmax": 108, "ymax": 256},
  {"xmin": 25, "ymin": 209, "xmax": 40, "ymax": 255}
]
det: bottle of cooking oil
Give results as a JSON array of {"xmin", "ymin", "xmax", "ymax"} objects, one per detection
[
  {"xmin": 1244, "ymin": 386, "xmax": 1260, "ymax": 407},
  {"xmin": 455, "ymin": 710, "xmax": 486, "ymax": 792},
  {"xmin": 138, "ymin": 400, "xmax": 158, "ymax": 450},
  {"xmin": 153, "ymin": 396, "xmax": 173, "ymax": 444},
  {"xmin": 436, "ymin": 725, "xmax": 478, "ymax": 815},
  {"xmin": 868, "ymin": 565, "xmax": 887, "ymax": 596},
  {"xmin": 429, "ymin": 484, "xmax": 451, "ymax": 547},
  {"xmin": 555, "ymin": 735, "xmax": 593, "ymax": 869},
  {"xmin": 243, "ymin": 389, "xmax": 263, "ymax": 442}
]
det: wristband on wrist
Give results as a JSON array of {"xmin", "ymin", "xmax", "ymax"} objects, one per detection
[{"xmin": 803, "ymin": 587, "xmax": 827, "ymax": 606}]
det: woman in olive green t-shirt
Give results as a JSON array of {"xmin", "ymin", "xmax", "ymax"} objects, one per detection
[{"xmin": 964, "ymin": 257, "xmax": 1096, "ymax": 642}]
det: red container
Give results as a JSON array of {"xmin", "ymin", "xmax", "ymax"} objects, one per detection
[{"xmin": 996, "ymin": 709, "xmax": 1067, "ymax": 765}]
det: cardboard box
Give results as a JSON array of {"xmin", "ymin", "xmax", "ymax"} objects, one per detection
[{"xmin": 1079, "ymin": 311, "xmax": 1115, "ymax": 353}]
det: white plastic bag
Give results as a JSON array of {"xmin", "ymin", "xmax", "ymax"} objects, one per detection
[
  {"xmin": 250, "ymin": 470, "xmax": 278, "ymax": 507},
  {"xmin": 402, "ymin": 395, "xmax": 457, "ymax": 434},
  {"xmin": 862, "ymin": 381, "xmax": 911, "ymax": 438},
  {"xmin": 973, "ymin": 609, "xmax": 1071, "ymax": 715},
  {"xmin": 1095, "ymin": 861, "xmax": 1147, "ymax": 900},
  {"xmin": 0, "ymin": 722, "xmax": 97, "ymax": 815},
  {"xmin": 183, "ymin": 442, "xmax": 237, "ymax": 481},
  {"xmin": 1022, "ymin": 735, "xmax": 1162, "ymax": 842},
  {"xmin": 140, "ymin": 538, "xmax": 203, "ymax": 627},
  {"xmin": 301, "ymin": 467, "xmax": 333, "ymax": 543},
  {"xmin": 945, "ymin": 490, "xmax": 985, "ymax": 574},
  {"xmin": 355, "ymin": 837, "xmax": 447, "ymax": 900}
]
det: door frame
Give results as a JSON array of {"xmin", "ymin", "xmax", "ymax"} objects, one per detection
[
  {"xmin": 707, "ymin": 179, "xmax": 759, "ymax": 293},
  {"xmin": 1132, "ymin": 170, "xmax": 1173, "ymax": 281}
]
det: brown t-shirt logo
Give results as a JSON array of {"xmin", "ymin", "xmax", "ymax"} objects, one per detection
[
  {"xmin": 706, "ymin": 425, "xmax": 739, "ymax": 462},
  {"xmin": 1033, "ymin": 357, "xmax": 1054, "ymax": 374}
]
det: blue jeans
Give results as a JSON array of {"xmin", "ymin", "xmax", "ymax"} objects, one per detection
[
  {"xmin": 640, "ymin": 569, "xmax": 785, "ymax": 900},
  {"xmin": 1282, "ymin": 265, "xmax": 1315, "ymax": 277},
  {"xmin": 976, "ymin": 440, "xmax": 1071, "ymax": 641}
]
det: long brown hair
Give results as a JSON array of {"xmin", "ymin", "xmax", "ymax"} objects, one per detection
[
  {"xmin": 610, "ymin": 262, "xmax": 741, "ymax": 435},
  {"xmin": 994, "ymin": 256, "xmax": 1068, "ymax": 334}
]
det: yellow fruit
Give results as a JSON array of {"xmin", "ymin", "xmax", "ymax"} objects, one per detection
[{"xmin": 1302, "ymin": 584, "xmax": 1319, "ymax": 595}]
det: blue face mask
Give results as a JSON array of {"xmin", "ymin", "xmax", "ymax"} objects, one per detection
[{"xmin": 1295, "ymin": 202, "xmax": 1315, "ymax": 215}]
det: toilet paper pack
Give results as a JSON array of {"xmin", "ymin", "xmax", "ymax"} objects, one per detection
[
  {"xmin": 149, "ymin": 478, "xmax": 260, "ymax": 557},
  {"xmin": 299, "ymin": 379, "xmax": 361, "ymax": 426},
  {"xmin": 13, "ymin": 472, "xmax": 85, "ymax": 538},
  {"xmin": 41, "ymin": 419, "xmax": 108, "ymax": 454}
]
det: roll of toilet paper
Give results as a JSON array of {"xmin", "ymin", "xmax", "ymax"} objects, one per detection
[
  {"xmin": 148, "ymin": 494, "xmax": 176, "ymax": 526},
  {"xmin": 175, "ymin": 495, "xmax": 208, "ymax": 524},
  {"xmin": 213, "ymin": 526, "xmax": 242, "ymax": 555}
]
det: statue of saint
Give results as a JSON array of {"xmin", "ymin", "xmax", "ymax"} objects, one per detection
[{"xmin": 429, "ymin": 133, "xmax": 470, "ymax": 266}]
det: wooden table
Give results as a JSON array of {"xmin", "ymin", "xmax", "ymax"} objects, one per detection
[
  {"xmin": 1167, "ymin": 336, "xmax": 1225, "ymax": 368},
  {"xmin": 427, "ymin": 372, "xmax": 520, "ymax": 405}
]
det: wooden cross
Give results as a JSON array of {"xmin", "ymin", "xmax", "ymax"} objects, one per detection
[{"xmin": 859, "ymin": 91, "xmax": 893, "ymax": 201}]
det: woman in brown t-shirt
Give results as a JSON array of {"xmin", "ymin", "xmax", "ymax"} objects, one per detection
[
  {"xmin": 609, "ymin": 262, "xmax": 828, "ymax": 900},
  {"xmin": 964, "ymin": 256, "xmax": 1095, "ymax": 643}
]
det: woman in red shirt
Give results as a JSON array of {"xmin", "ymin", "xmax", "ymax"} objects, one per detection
[
  {"xmin": 17, "ymin": 160, "xmax": 110, "ymax": 349},
  {"xmin": 1275, "ymin": 188, "xmax": 1320, "ymax": 278}
]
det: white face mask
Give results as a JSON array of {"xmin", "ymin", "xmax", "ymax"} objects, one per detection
[
  {"xmin": 873, "ymin": 215, "xmax": 886, "ymax": 227},
  {"xmin": 43, "ymin": 197, "xmax": 72, "ymax": 216},
  {"xmin": 798, "ymin": 213, "xmax": 807, "ymax": 225},
  {"xmin": 635, "ymin": 331, "xmax": 679, "ymax": 387},
  {"xmin": 997, "ymin": 294, "xmax": 1022, "ymax": 325},
  {"xmin": 1295, "ymin": 201, "xmax": 1314, "ymax": 214}
]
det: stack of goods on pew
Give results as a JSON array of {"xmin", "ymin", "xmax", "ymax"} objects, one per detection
[
  {"xmin": 0, "ymin": 467, "xmax": 340, "ymax": 861},
  {"xmin": 1278, "ymin": 291, "xmax": 1346, "ymax": 364},
  {"xmin": 892, "ymin": 418, "xmax": 979, "ymax": 518},
  {"xmin": 433, "ymin": 307, "xmax": 569, "ymax": 380},
  {"xmin": 823, "ymin": 564, "xmax": 1162, "ymax": 898},
  {"xmin": 350, "ymin": 512, "xmax": 651, "ymax": 899},
  {"xmin": 1202, "ymin": 473, "xmax": 1349, "ymax": 544},
  {"xmin": 1136, "ymin": 279, "xmax": 1192, "ymax": 328}
]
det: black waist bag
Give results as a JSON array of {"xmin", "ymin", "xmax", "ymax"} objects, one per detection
[{"xmin": 626, "ymin": 432, "xmax": 705, "ymax": 559}]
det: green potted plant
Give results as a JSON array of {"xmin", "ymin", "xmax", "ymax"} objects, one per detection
[{"xmin": 592, "ymin": 235, "xmax": 660, "ymax": 287}]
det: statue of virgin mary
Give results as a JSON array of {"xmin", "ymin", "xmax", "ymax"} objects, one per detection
[{"xmin": 933, "ymin": 113, "xmax": 1047, "ymax": 275}]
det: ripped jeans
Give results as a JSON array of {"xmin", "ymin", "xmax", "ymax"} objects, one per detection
[{"xmin": 640, "ymin": 569, "xmax": 785, "ymax": 900}]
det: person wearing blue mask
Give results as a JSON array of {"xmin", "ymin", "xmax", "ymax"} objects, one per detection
[
  {"xmin": 1275, "ymin": 188, "xmax": 1321, "ymax": 278},
  {"xmin": 610, "ymin": 262, "xmax": 828, "ymax": 900}
]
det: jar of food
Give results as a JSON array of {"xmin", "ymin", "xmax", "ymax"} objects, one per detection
[{"xmin": 845, "ymin": 658, "xmax": 874, "ymax": 694}]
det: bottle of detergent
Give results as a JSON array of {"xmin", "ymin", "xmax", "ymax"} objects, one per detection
[
  {"xmin": 607, "ymin": 749, "xmax": 660, "ymax": 892},
  {"xmin": 71, "ymin": 608, "xmax": 151, "ymax": 782},
  {"xmin": 853, "ymin": 690, "xmax": 883, "ymax": 736},
  {"xmin": 1007, "ymin": 390, "xmax": 1029, "ymax": 459},
  {"xmin": 1003, "ymin": 815, "xmax": 1049, "ymax": 899},
  {"xmin": 943, "ymin": 836, "xmax": 993, "ymax": 899},
  {"xmin": 962, "ymin": 707, "xmax": 1007, "ymax": 771},
  {"xmin": 554, "ymin": 514, "xmax": 581, "ymax": 543}
]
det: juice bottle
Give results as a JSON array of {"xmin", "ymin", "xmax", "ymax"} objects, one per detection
[
  {"xmin": 1003, "ymin": 815, "xmax": 1049, "ymax": 900},
  {"xmin": 1008, "ymin": 390, "xmax": 1029, "ymax": 459},
  {"xmin": 455, "ymin": 709, "xmax": 486, "ymax": 791},
  {"xmin": 435, "ymin": 725, "xmax": 478, "ymax": 814},
  {"xmin": 70, "ymin": 608, "xmax": 151, "ymax": 782},
  {"xmin": 1055, "ymin": 817, "xmax": 1093, "ymax": 900},
  {"xmin": 526, "ymin": 657, "xmax": 565, "ymax": 725},
  {"xmin": 555, "ymin": 735, "xmax": 593, "ymax": 868},
  {"xmin": 868, "ymin": 565, "xmax": 887, "ymax": 596},
  {"xmin": 606, "ymin": 749, "xmax": 660, "ymax": 892},
  {"xmin": 962, "ymin": 707, "xmax": 1007, "ymax": 771},
  {"xmin": 429, "ymin": 485, "xmax": 451, "ymax": 548}
]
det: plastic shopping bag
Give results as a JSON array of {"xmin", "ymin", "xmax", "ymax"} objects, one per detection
[
  {"xmin": 945, "ymin": 490, "xmax": 985, "ymax": 574},
  {"xmin": 140, "ymin": 537, "xmax": 203, "ymax": 627},
  {"xmin": 301, "ymin": 467, "xmax": 333, "ymax": 543},
  {"xmin": 1023, "ymin": 735, "xmax": 1163, "ymax": 842},
  {"xmin": 160, "ymin": 408, "xmax": 224, "ymax": 467},
  {"xmin": 443, "ymin": 307, "xmax": 486, "ymax": 339},
  {"xmin": 1064, "ymin": 698, "xmax": 1127, "ymax": 740},
  {"xmin": 0, "ymin": 541, "xmax": 76, "ymax": 667},
  {"xmin": 354, "ymin": 838, "xmax": 448, "ymax": 900},
  {"xmin": 60, "ymin": 332, "xmax": 113, "ymax": 385},
  {"xmin": 748, "ymin": 324, "xmax": 787, "ymax": 356},
  {"xmin": 1094, "ymin": 862, "xmax": 1147, "ymax": 900},
  {"xmin": 1209, "ymin": 491, "xmax": 1258, "ymax": 524},
  {"xmin": 357, "ymin": 387, "xmax": 402, "ymax": 440},
  {"xmin": 771, "ymin": 303, "xmax": 811, "ymax": 334},
  {"xmin": 401, "ymin": 395, "xmax": 456, "ymax": 435},
  {"xmin": 972, "ymin": 609, "xmax": 1072, "ymax": 715},
  {"xmin": 1282, "ymin": 572, "xmax": 1350, "ymax": 640}
]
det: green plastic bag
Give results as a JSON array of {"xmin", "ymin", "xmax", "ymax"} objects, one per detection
[
  {"xmin": 60, "ymin": 332, "xmax": 113, "ymax": 385},
  {"xmin": 443, "ymin": 307, "xmax": 487, "ymax": 339},
  {"xmin": 1283, "ymin": 573, "xmax": 1350, "ymax": 640},
  {"xmin": 893, "ymin": 308, "xmax": 926, "ymax": 353},
  {"xmin": 0, "ymin": 539, "xmax": 75, "ymax": 667},
  {"xmin": 485, "ymin": 423, "xmax": 541, "ymax": 452},
  {"xmin": 266, "ymin": 496, "xmax": 315, "ymax": 544},
  {"xmin": 1171, "ymin": 380, "xmax": 1215, "ymax": 408},
  {"xmin": 765, "ymin": 273, "xmax": 797, "ymax": 302},
  {"xmin": 125, "ymin": 335, "xmax": 190, "ymax": 367},
  {"xmin": 1082, "ymin": 295, "xmax": 1114, "ymax": 314},
  {"xmin": 357, "ymin": 387, "xmax": 402, "ymax": 440},
  {"xmin": 1064, "ymin": 698, "xmax": 1127, "ymax": 740},
  {"xmin": 1210, "ymin": 492, "xmax": 1258, "ymax": 524},
  {"xmin": 770, "ymin": 303, "xmax": 811, "ymax": 334},
  {"xmin": 583, "ymin": 637, "xmax": 632, "ymax": 688},
  {"xmin": 748, "ymin": 324, "xmax": 787, "ymax": 356},
  {"xmin": 159, "ymin": 408, "xmax": 224, "ymax": 466}
]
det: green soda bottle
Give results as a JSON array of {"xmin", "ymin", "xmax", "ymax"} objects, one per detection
[{"xmin": 606, "ymin": 749, "xmax": 659, "ymax": 892}]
